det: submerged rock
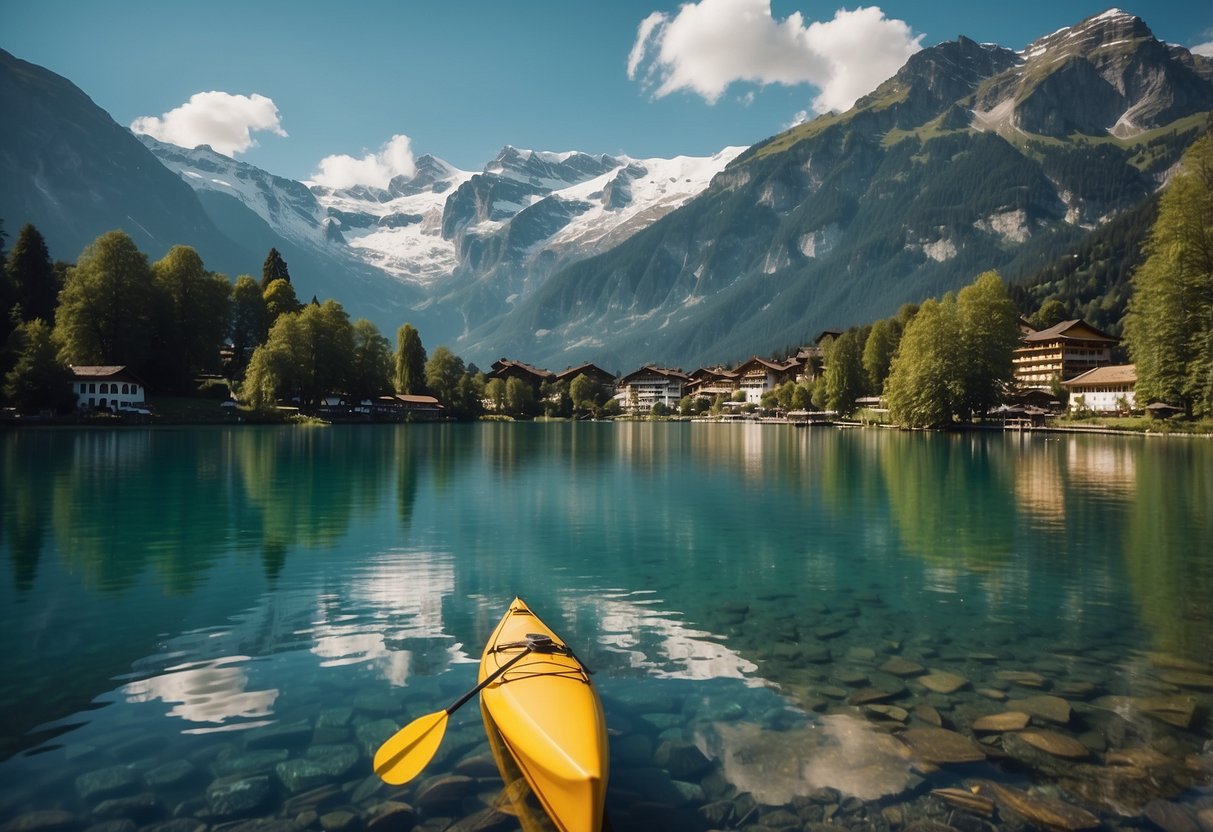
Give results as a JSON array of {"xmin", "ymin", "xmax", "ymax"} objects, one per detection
[
  {"xmin": 206, "ymin": 775, "xmax": 272, "ymax": 819},
  {"xmin": 880, "ymin": 657, "xmax": 926, "ymax": 677},
  {"xmin": 1093, "ymin": 694, "xmax": 1197, "ymax": 729},
  {"xmin": 1006, "ymin": 695, "xmax": 1071, "ymax": 725},
  {"xmin": 919, "ymin": 672, "xmax": 969, "ymax": 694},
  {"xmin": 75, "ymin": 766, "xmax": 141, "ymax": 803},
  {"xmin": 1017, "ymin": 729, "xmax": 1089, "ymax": 758},
  {"xmin": 931, "ymin": 787, "xmax": 995, "ymax": 816},
  {"xmin": 363, "ymin": 801, "xmax": 416, "ymax": 832},
  {"xmin": 898, "ymin": 728, "xmax": 985, "ymax": 765},
  {"xmin": 0, "ymin": 811, "xmax": 80, "ymax": 832},
  {"xmin": 275, "ymin": 744, "xmax": 359, "ymax": 794},
  {"xmin": 971, "ymin": 711, "xmax": 1030, "ymax": 732},
  {"xmin": 983, "ymin": 781, "xmax": 1099, "ymax": 830},
  {"xmin": 1143, "ymin": 799, "xmax": 1201, "ymax": 832}
]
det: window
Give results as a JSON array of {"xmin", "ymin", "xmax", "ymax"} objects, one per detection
[{"xmin": 89, "ymin": 383, "xmax": 96, "ymax": 393}]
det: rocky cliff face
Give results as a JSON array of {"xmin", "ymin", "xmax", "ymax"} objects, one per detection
[{"xmin": 457, "ymin": 11, "xmax": 1213, "ymax": 371}]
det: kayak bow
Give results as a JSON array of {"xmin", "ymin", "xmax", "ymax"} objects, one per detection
[{"xmin": 479, "ymin": 597, "xmax": 609, "ymax": 832}]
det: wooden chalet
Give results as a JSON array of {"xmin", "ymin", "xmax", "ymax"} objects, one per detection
[
  {"xmin": 686, "ymin": 367, "xmax": 739, "ymax": 400},
  {"xmin": 489, "ymin": 358, "xmax": 555, "ymax": 391},
  {"xmin": 554, "ymin": 363, "xmax": 616, "ymax": 387},
  {"xmin": 733, "ymin": 356, "xmax": 800, "ymax": 404},
  {"xmin": 1012, "ymin": 319, "xmax": 1118, "ymax": 391},
  {"xmin": 1060, "ymin": 364, "xmax": 1136, "ymax": 414}
]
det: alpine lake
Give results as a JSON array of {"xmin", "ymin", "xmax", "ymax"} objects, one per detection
[{"xmin": 1, "ymin": 422, "xmax": 1211, "ymax": 832}]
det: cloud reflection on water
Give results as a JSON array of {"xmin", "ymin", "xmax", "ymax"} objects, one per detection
[{"xmin": 122, "ymin": 656, "xmax": 278, "ymax": 730}]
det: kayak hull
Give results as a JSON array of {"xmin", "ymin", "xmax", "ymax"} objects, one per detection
[{"xmin": 479, "ymin": 598, "xmax": 608, "ymax": 832}]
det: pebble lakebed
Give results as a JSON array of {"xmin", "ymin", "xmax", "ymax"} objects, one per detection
[{"xmin": 2, "ymin": 589, "xmax": 1211, "ymax": 832}]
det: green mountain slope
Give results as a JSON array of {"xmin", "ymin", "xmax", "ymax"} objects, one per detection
[{"xmin": 459, "ymin": 11, "xmax": 1212, "ymax": 371}]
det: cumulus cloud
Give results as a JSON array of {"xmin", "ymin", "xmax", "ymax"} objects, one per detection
[
  {"xmin": 310, "ymin": 135, "xmax": 417, "ymax": 190},
  {"xmin": 627, "ymin": 0, "xmax": 922, "ymax": 115},
  {"xmin": 131, "ymin": 92, "xmax": 286, "ymax": 156},
  {"xmin": 1193, "ymin": 41, "xmax": 1213, "ymax": 57}
]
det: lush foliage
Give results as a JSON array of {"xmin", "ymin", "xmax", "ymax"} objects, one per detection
[
  {"xmin": 8, "ymin": 223, "xmax": 59, "ymax": 325},
  {"xmin": 4, "ymin": 319, "xmax": 74, "ymax": 413},
  {"xmin": 149, "ymin": 246, "xmax": 231, "ymax": 392},
  {"xmin": 1124, "ymin": 135, "xmax": 1213, "ymax": 416},
  {"xmin": 885, "ymin": 272, "xmax": 1020, "ymax": 427},
  {"xmin": 393, "ymin": 324, "xmax": 427, "ymax": 395}
]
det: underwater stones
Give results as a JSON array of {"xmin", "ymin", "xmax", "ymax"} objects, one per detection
[
  {"xmin": 352, "ymin": 693, "xmax": 401, "ymax": 717},
  {"xmin": 1146, "ymin": 653, "xmax": 1210, "ymax": 672},
  {"xmin": 363, "ymin": 800, "xmax": 416, "ymax": 832},
  {"xmin": 813, "ymin": 626, "xmax": 849, "ymax": 640},
  {"xmin": 930, "ymin": 788, "xmax": 995, "ymax": 816},
  {"xmin": 0, "ymin": 811, "xmax": 80, "ymax": 832},
  {"xmin": 90, "ymin": 794, "xmax": 162, "ymax": 824},
  {"xmin": 848, "ymin": 687, "xmax": 902, "ymax": 706},
  {"xmin": 976, "ymin": 688, "xmax": 1007, "ymax": 701},
  {"xmin": 355, "ymin": 719, "xmax": 399, "ymax": 758},
  {"xmin": 919, "ymin": 673, "xmax": 969, "ymax": 695},
  {"xmin": 654, "ymin": 740, "xmax": 712, "ymax": 780},
  {"xmin": 1106, "ymin": 747, "xmax": 1173, "ymax": 769},
  {"xmin": 1093, "ymin": 695, "xmax": 1197, "ymax": 729},
  {"xmin": 1155, "ymin": 670, "xmax": 1213, "ymax": 690},
  {"xmin": 802, "ymin": 643, "xmax": 833, "ymax": 664},
  {"xmin": 75, "ymin": 766, "xmax": 141, "ymax": 803},
  {"xmin": 84, "ymin": 821, "xmax": 134, "ymax": 832},
  {"xmin": 864, "ymin": 705, "xmax": 909, "ymax": 723},
  {"xmin": 281, "ymin": 784, "xmax": 344, "ymax": 816},
  {"xmin": 211, "ymin": 748, "xmax": 290, "ymax": 778},
  {"xmin": 971, "ymin": 711, "xmax": 1030, "ymax": 733},
  {"xmin": 144, "ymin": 760, "xmax": 196, "ymax": 789},
  {"xmin": 846, "ymin": 647, "xmax": 878, "ymax": 663},
  {"xmin": 612, "ymin": 733, "xmax": 653, "ymax": 767},
  {"xmin": 1143, "ymin": 799, "xmax": 1202, "ymax": 832},
  {"xmin": 206, "ymin": 774, "xmax": 272, "ymax": 818},
  {"xmin": 275, "ymin": 744, "xmax": 359, "ymax": 794},
  {"xmin": 995, "ymin": 670, "xmax": 1049, "ymax": 689},
  {"xmin": 880, "ymin": 658, "xmax": 926, "ymax": 678},
  {"xmin": 318, "ymin": 811, "xmax": 359, "ymax": 832},
  {"xmin": 244, "ymin": 720, "xmax": 314, "ymax": 751},
  {"xmin": 414, "ymin": 774, "xmax": 475, "ymax": 808},
  {"xmin": 911, "ymin": 704, "xmax": 943, "ymax": 727},
  {"xmin": 898, "ymin": 728, "xmax": 986, "ymax": 765},
  {"xmin": 832, "ymin": 668, "xmax": 870, "ymax": 687},
  {"xmin": 1006, "ymin": 695, "xmax": 1071, "ymax": 725},
  {"xmin": 1017, "ymin": 729, "xmax": 1089, "ymax": 758},
  {"xmin": 983, "ymin": 782, "xmax": 1099, "ymax": 831}
]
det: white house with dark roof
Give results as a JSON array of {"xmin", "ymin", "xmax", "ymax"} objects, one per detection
[
  {"xmin": 70, "ymin": 366, "xmax": 148, "ymax": 412},
  {"xmin": 617, "ymin": 366, "xmax": 690, "ymax": 412}
]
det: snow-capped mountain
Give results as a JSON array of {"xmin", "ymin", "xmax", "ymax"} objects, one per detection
[
  {"xmin": 138, "ymin": 135, "xmax": 337, "ymax": 252},
  {"xmin": 308, "ymin": 155, "xmax": 473, "ymax": 283}
]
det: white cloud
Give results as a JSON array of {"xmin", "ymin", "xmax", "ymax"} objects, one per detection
[
  {"xmin": 627, "ymin": 0, "xmax": 922, "ymax": 115},
  {"xmin": 786, "ymin": 110, "xmax": 810, "ymax": 129},
  {"xmin": 311, "ymin": 135, "xmax": 417, "ymax": 190},
  {"xmin": 1192, "ymin": 41, "xmax": 1213, "ymax": 57},
  {"xmin": 131, "ymin": 92, "xmax": 286, "ymax": 156}
]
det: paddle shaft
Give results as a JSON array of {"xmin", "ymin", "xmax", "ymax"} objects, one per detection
[{"xmin": 447, "ymin": 645, "xmax": 532, "ymax": 715}]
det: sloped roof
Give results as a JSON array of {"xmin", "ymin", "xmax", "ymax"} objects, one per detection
[
  {"xmin": 489, "ymin": 358, "xmax": 554, "ymax": 380},
  {"xmin": 735, "ymin": 355, "xmax": 800, "ymax": 375},
  {"xmin": 555, "ymin": 363, "xmax": 615, "ymax": 382},
  {"xmin": 1021, "ymin": 319, "xmax": 1117, "ymax": 344},
  {"xmin": 1060, "ymin": 364, "xmax": 1136, "ymax": 387},
  {"xmin": 619, "ymin": 365, "xmax": 691, "ymax": 384}
]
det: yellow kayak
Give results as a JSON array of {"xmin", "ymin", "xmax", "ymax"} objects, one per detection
[{"xmin": 478, "ymin": 597, "xmax": 609, "ymax": 832}]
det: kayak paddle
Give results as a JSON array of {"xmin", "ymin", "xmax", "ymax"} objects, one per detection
[{"xmin": 373, "ymin": 644, "xmax": 534, "ymax": 785}]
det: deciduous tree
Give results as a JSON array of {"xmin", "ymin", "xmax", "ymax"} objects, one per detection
[
  {"xmin": 349, "ymin": 318, "xmax": 391, "ymax": 402},
  {"xmin": 54, "ymin": 230, "xmax": 156, "ymax": 370},
  {"xmin": 150, "ymin": 246, "xmax": 231, "ymax": 392},
  {"xmin": 954, "ymin": 271, "xmax": 1020, "ymax": 419},
  {"xmin": 822, "ymin": 329, "xmax": 866, "ymax": 416},
  {"xmin": 263, "ymin": 277, "xmax": 302, "ymax": 327},
  {"xmin": 230, "ymin": 275, "xmax": 268, "ymax": 368},
  {"xmin": 885, "ymin": 297, "xmax": 958, "ymax": 428}
]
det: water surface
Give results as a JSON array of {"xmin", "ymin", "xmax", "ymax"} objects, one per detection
[{"xmin": 1, "ymin": 424, "xmax": 1210, "ymax": 829}]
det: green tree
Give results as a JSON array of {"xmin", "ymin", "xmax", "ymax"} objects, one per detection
[
  {"xmin": 263, "ymin": 277, "xmax": 302, "ymax": 327},
  {"xmin": 261, "ymin": 247, "xmax": 291, "ymax": 290},
  {"xmin": 954, "ymin": 271, "xmax": 1020, "ymax": 419},
  {"xmin": 457, "ymin": 370, "xmax": 485, "ymax": 420},
  {"xmin": 425, "ymin": 346, "xmax": 465, "ymax": 412},
  {"xmin": 1030, "ymin": 298, "xmax": 1069, "ymax": 330},
  {"xmin": 4, "ymin": 319, "xmax": 74, "ymax": 413},
  {"xmin": 241, "ymin": 312, "xmax": 307, "ymax": 410},
  {"xmin": 1125, "ymin": 135, "xmax": 1213, "ymax": 415},
  {"xmin": 885, "ymin": 297, "xmax": 959, "ymax": 428},
  {"xmin": 862, "ymin": 318, "xmax": 900, "ymax": 393},
  {"xmin": 569, "ymin": 373, "xmax": 610, "ymax": 417},
  {"xmin": 540, "ymin": 379, "xmax": 572, "ymax": 417},
  {"xmin": 505, "ymin": 377, "xmax": 535, "ymax": 417},
  {"xmin": 302, "ymin": 300, "xmax": 354, "ymax": 404},
  {"xmin": 230, "ymin": 275, "xmax": 268, "ymax": 369},
  {"xmin": 150, "ymin": 246, "xmax": 231, "ymax": 392},
  {"xmin": 349, "ymin": 318, "xmax": 392, "ymax": 402},
  {"xmin": 484, "ymin": 377, "xmax": 507, "ymax": 412},
  {"xmin": 822, "ymin": 329, "xmax": 866, "ymax": 416},
  {"xmin": 393, "ymin": 323, "xmax": 427, "ymax": 394},
  {"xmin": 8, "ymin": 224, "xmax": 59, "ymax": 324},
  {"xmin": 54, "ymin": 230, "xmax": 156, "ymax": 370}
]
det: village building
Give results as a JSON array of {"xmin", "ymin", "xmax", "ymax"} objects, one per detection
[
  {"xmin": 1061, "ymin": 364, "xmax": 1137, "ymax": 414},
  {"xmin": 1012, "ymin": 319, "xmax": 1118, "ymax": 391},
  {"xmin": 489, "ymin": 358, "xmax": 555, "ymax": 392},
  {"xmin": 686, "ymin": 367, "xmax": 739, "ymax": 401},
  {"xmin": 733, "ymin": 356, "xmax": 801, "ymax": 404},
  {"xmin": 617, "ymin": 366, "xmax": 691, "ymax": 412},
  {"xmin": 554, "ymin": 363, "xmax": 616, "ymax": 387},
  {"xmin": 70, "ymin": 366, "xmax": 148, "ymax": 413}
]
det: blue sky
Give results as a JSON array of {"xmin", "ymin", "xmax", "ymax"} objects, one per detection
[{"xmin": 5, "ymin": 1, "xmax": 1211, "ymax": 185}]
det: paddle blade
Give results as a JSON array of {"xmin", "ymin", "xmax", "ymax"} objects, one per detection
[{"xmin": 373, "ymin": 710, "xmax": 449, "ymax": 785}]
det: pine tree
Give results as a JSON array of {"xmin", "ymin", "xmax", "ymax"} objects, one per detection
[
  {"xmin": 393, "ymin": 323, "xmax": 427, "ymax": 394},
  {"xmin": 8, "ymin": 224, "xmax": 59, "ymax": 324},
  {"xmin": 260, "ymin": 247, "xmax": 291, "ymax": 290}
]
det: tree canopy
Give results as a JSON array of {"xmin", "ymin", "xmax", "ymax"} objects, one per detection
[
  {"xmin": 8, "ymin": 223, "xmax": 59, "ymax": 324},
  {"xmin": 1125, "ymin": 135, "xmax": 1213, "ymax": 416},
  {"xmin": 393, "ymin": 323, "xmax": 427, "ymax": 395},
  {"xmin": 261, "ymin": 247, "xmax": 291, "ymax": 290}
]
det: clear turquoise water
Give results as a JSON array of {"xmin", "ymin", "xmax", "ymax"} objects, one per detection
[{"xmin": 1, "ymin": 423, "xmax": 1210, "ymax": 829}]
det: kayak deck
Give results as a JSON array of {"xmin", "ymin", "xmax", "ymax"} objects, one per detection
[{"xmin": 479, "ymin": 598, "xmax": 609, "ymax": 832}]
